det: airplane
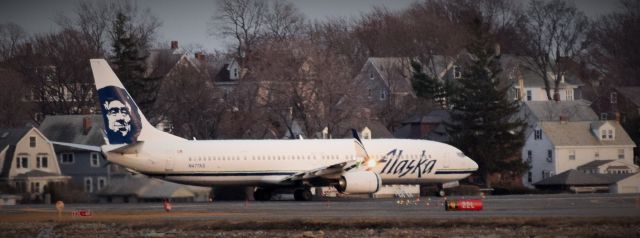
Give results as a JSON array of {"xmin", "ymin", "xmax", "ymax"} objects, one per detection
[{"xmin": 59, "ymin": 59, "xmax": 478, "ymax": 201}]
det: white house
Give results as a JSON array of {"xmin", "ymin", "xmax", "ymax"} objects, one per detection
[
  {"xmin": 0, "ymin": 128, "xmax": 70, "ymax": 201},
  {"xmin": 500, "ymin": 55, "xmax": 582, "ymax": 102},
  {"xmin": 522, "ymin": 120, "xmax": 636, "ymax": 187}
]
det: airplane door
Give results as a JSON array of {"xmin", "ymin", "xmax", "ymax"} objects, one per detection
[{"xmin": 165, "ymin": 149, "xmax": 177, "ymax": 172}]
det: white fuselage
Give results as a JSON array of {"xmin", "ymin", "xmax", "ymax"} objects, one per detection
[{"xmin": 104, "ymin": 138, "xmax": 477, "ymax": 187}]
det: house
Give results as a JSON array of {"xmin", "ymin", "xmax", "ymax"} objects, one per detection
[
  {"xmin": 354, "ymin": 57, "xmax": 416, "ymax": 110},
  {"xmin": 592, "ymin": 86, "xmax": 640, "ymax": 163},
  {"xmin": 0, "ymin": 127, "xmax": 70, "ymax": 202},
  {"xmin": 38, "ymin": 115, "xmax": 129, "ymax": 199},
  {"xmin": 501, "ymin": 55, "xmax": 583, "ymax": 102},
  {"xmin": 393, "ymin": 110, "xmax": 451, "ymax": 142},
  {"xmin": 96, "ymin": 175, "xmax": 211, "ymax": 203},
  {"xmin": 519, "ymin": 99, "xmax": 599, "ymax": 136},
  {"xmin": 522, "ymin": 120, "xmax": 636, "ymax": 187}
]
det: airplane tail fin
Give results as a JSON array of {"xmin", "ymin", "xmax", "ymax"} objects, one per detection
[{"xmin": 90, "ymin": 59, "xmax": 184, "ymax": 145}]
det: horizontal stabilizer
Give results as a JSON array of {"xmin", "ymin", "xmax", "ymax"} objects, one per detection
[
  {"xmin": 51, "ymin": 141, "xmax": 101, "ymax": 152},
  {"xmin": 107, "ymin": 142, "xmax": 144, "ymax": 154}
]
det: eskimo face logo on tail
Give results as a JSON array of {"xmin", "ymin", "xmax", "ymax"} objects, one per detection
[{"xmin": 98, "ymin": 86, "xmax": 141, "ymax": 144}]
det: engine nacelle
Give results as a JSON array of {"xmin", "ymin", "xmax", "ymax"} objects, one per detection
[{"xmin": 335, "ymin": 171, "xmax": 382, "ymax": 194}]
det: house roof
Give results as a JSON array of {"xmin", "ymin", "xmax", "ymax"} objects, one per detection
[
  {"xmin": 523, "ymin": 99, "xmax": 598, "ymax": 122},
  {"xmin": 615, "ymin": 87, "xmax": 640, "ymax": 107},
  {"xmin": 577, "ymin": 160, "xmax": 615, "ymax": 170},
  {"xmin": 535, "ymin": 169, "xmax": 637, "ymax": 186},
  {"xmin": 145, "ymin": 48, "xmax": 185, "ymax": 78},
  {"xmin": 500, "ymin": 55, "xmax": 583, "ymax": 88},
  {"xmin": 540, "ymin": 121, "xmax": 635, "ymax": 147},
  {"xmin": 367, "ymin": 57, "xmax": 414, "ymax": 94},
  {"xmin": 534, "ymin": 169, "xmax": 612, "ymax": 186},
  {"xmin": 38, "ymin": 115, "xmax": 105, "ymax": 147},
  {"xmin": 0, "ymin": 128, "xmax": 30, "ymax": 152},
  {"xmin": 359, "ymin": 120, "xmax": 394, "ymax": 139},
  {"xmin": 402, "ymin": 110, "xmax": 451, "ymax": 124}
]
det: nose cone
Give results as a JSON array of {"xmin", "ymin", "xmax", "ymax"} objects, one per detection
[{"xmin": 467, "ymin": 157, "xmax": 479, "ymax": 172}]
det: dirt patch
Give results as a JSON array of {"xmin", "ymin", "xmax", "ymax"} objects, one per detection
[{"xmin": 1, "ymin": 217, "xmax": 639, "ymax": 238}]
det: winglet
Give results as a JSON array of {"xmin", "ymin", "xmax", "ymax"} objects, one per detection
[{"xmin": 351, "ymin": 129, "xmax": 374, "ymax": 170}]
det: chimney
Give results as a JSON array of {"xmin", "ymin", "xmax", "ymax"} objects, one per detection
[
  {"xmin": 559, "ymin": 115, "xmax": 568, "ymax": 123},
  {"xmin": 170, "ymin": 41, "xmax": 178, "ymax": 50},
  {"xmin": 195, "ymin": 52, "xmax": 205, "ymax": 61},
  {"xmin": 82, "ymin": 116, "xmax": 92, "ymax": 135}
]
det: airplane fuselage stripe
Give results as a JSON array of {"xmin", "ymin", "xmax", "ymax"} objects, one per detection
[
  {"xmin": 434, "ymin": 170, "xmax": 475, "ymax": 174},
  {"xmin": 144, "ymin": 172, "xmax": 296, "ymax": 177}
]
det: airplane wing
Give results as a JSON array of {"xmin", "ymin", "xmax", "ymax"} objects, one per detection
[
  {"xmin": 281, "ymin": 129, "xmax": 372, "ymax": 184},
  {"xmin": 281, "ymin": 160, "xmax": 363, "ymax": 183}
]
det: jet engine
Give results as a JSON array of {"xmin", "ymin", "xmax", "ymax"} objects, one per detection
[{"xmin": 335, "ymin": 171, "xmax": 382, "ymax": 194}]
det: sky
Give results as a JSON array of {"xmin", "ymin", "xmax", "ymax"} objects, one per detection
[{"xmin": 0, "ymin": 0, "xmax": 622, "ymax": 52}]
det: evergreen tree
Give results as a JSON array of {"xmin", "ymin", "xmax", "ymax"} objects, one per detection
[
  {"xmin": 109, "ymin": 12, "xmax": 160, "ymax": 122},
  {"xmin": 411, "ymin": 60, "xmax": 450, "ymax": 107},
  {"xmin": 444, "ymin": 17, "xmax": 527, "ymax": 187}
]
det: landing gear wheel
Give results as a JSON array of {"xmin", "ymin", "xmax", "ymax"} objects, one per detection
[
  {"xmin": 294, "ymin": 188, "xmax": 313, "ymax": 201},
  {"xmin": 254, "ymin": 188, "xmax": 272, "ymax": 201}
]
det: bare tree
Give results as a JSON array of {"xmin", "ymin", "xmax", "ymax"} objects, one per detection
[
  {"xmin": 0, "ymin": 22, "xmax": 27, "ymax": 61},
  {"xmin": 520, "ymin": 0, "xmax": 589, "ymax": 101},
  {"xmin": 0, "ymin": 67, "xmax": 32, "ymax": 127},
  {"xmin": 211, "ymin": 0, "xmax": 267, "ymax": 64},
  {"xmin": 265, "ymin": 0, "xmax": 305, "ymax": 41},
  {"xmin": 56, "ymin": 0, "xmax": 161, "ymax": 56},
  {"xmin": 7, "ymin": 29, "xmax": 102, "ymax": 120},
  {"xmin": 586, "ymin": 0, "xmax": 640, "ymax": 87}
]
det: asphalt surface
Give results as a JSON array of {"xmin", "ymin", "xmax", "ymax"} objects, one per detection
[{"xmin": 2, "ymin": 193, "xmax": 639, "ymax": 222}]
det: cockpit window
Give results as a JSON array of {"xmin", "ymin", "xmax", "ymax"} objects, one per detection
[{"xmin": 457, "ymin": 152, "xmax": 465, "ymax": 158}]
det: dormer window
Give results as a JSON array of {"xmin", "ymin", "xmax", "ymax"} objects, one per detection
[
  {"xmin": 608, "ymin": 130, "xmax": 613, "ymax": 139},
  {"xmin": 453, "ymin": 65, "xmax": 462, "ymax": 79},
  {"xmin": 369, "ymin": 71, "xmax": 374, "ymax": 80},
  {"xmin": 534, "ymin": 129, "xmax": 542, "ymax": 140}
]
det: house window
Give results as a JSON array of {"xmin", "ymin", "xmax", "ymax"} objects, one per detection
[
  {"xmin": 608, "ymin": 130, "xmax": 613, "ymax": 139},
  {"xmin": 569, "ymin": 150, "xmax": 575, "ymax": 160},
  {"xmin": 31, "ymin": 182, "xmax": 40, "ymax": 193},
  {"xmin": 233, "ymin": 68, "xmax": 238, "ymax": 78},
  {"xmin": 36, "ymin": 154, "xmax": 48, "ymax": 168},
  {"xmin": 369, "ymin": 71, "xmax": 374, "ymax": 80},
  {"xmin": 618, "ymin": 149, "xmax": 624, "ymax": 159},
  {"xmin": 514, "ymin": 88, "xmax": 521, "ymax": 100},
  {"xmin": 29, "ymin": 136, "xmax": 36, "ymax": 147},
  {"xmin": 534, "ymin": 129, "xmax": 542, "ymax": 140},
  {"xmin": 526, "ymin": 90, "xmax": 532, "ymax": 101},
  {"xmin": 527, "ymin": 171, "xmax": 532, "ymax": 183},
  {"xmin": 379, "ymin": 90, "xmax": 387, "ymax": 100},
  {"xmin": 601, "ymin": 129, "xmax": 607, "ymax": 139},
  {"xmin": 566, "ymin": 89, "xmax": 574, "ymax": 101},
  {"xmin": 84, "ymin": 177, "xmax": 93, "ymax": 193},
  {"xmin": 595, "ymin": 151, "xmax": 600, "ymax": 159},
  {"xmin": 368, "ymin": 88, "xmax": 372, "ymax": 98},
  {"xmin": 97, "ymin": 177, "xmax": 107, "ymax": 191},
  {"xmin": 526, "ymin": 150, "xmax": 532, "ymax": 161},
  {"xmin": 17, "ymin": 154, "xmax": 28, "ymax": 168},
  {"xmin": 601, "ymin": 113, "xmax": 608, "ymax": 120},
  {"xmin": 21, "ymin": 156, "xmax": 28, "ymax": 168},
  {"xmin": 90, "ymin": 153, "xmax": 100, "ymax": 167},
  {"xmin": 547, "ymin": 150, "xmax": 553, "ymax": 162},
  {"xmin": 61, "ymin": 153, "xmax": 74, "ymax": 164},
  {"xmin": 453, "ymin": 65, "xmax": 462, "ymax": 79}
]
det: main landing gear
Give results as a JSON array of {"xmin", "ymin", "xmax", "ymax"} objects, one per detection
[
  {"xmin": 253, "ymin": 187, "xmax": 313, "ymax": 201},
  {"xmin": 253, "ymin": 188, "xmax": 272, "ymax": 201},
  {"xmin": 293, "ymin": 188, "xmax": 313, "ymax": 201}
]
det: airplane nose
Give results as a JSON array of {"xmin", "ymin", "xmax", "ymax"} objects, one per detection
[{"xmin": 467, "ymin": 157, "xmax": 478, "ymax": 171}]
